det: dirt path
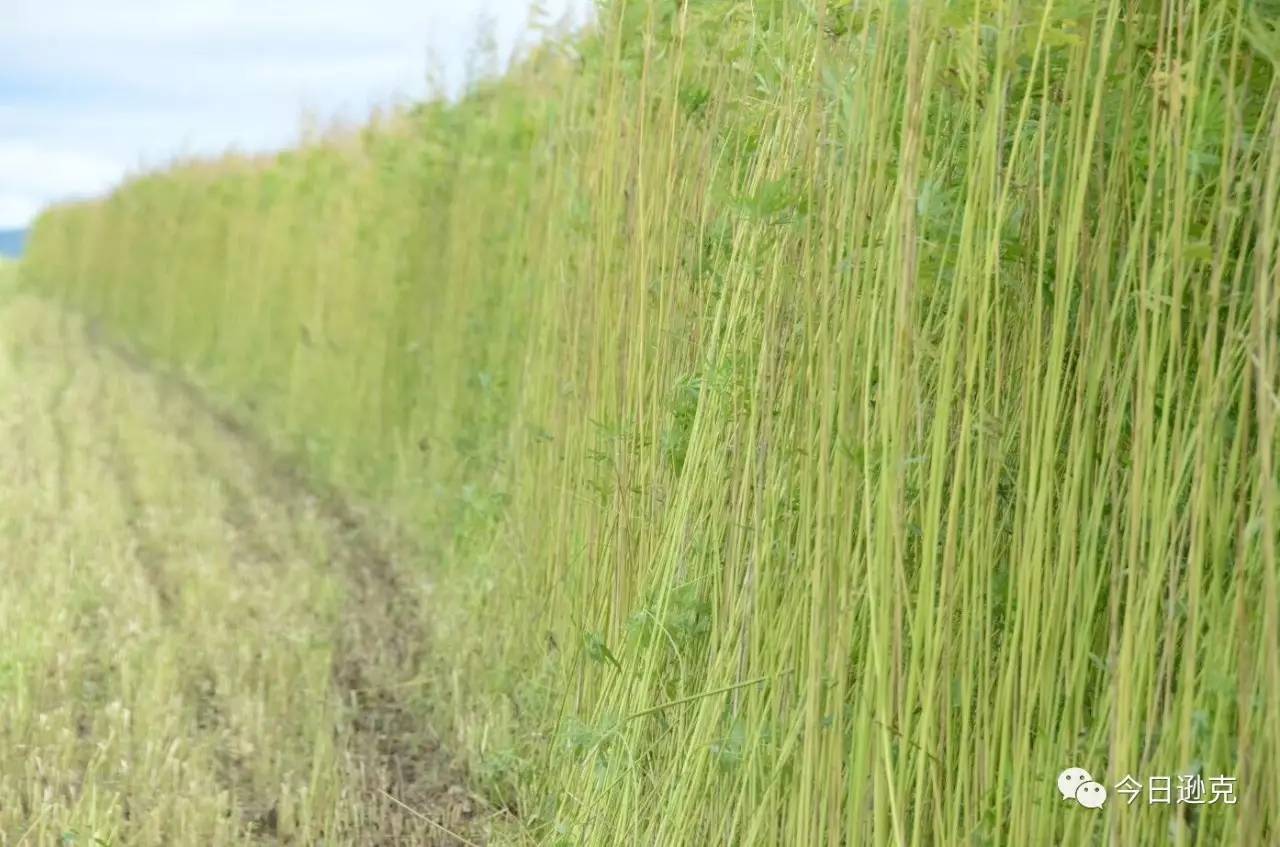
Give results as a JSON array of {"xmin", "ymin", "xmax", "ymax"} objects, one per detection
[{"xmin": 0, "ymin": 295, "xmax": 485, "ymax": 845}]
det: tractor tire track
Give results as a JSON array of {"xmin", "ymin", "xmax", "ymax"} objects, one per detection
[
  {"xmin": 85, "ymin": 335, "xmax": 177, "ymax": 613},
  {"xmin": 84, "ymin": 322, "xmax": 485, "ymax": 845},
  {"xmin": 65, "ymin": 325, "xmax": 306, "ymax": 841},
  {"xmin": 47, "ymin": 313, "xmax": 77, "ymax": 512}
]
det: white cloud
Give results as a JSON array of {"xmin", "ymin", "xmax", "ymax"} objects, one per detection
[
  {"xmin": 0, "ymin": 194, "xmax": 44, "ymax": 230},
  {"xmin": 0, "ymin": 144, "xmax": 126, "ymax": 227},
  {"xmin": 0, "ymin": 0, "xmax": 588, "ymax": 228},
  {"xmin": 8, "ymin": 0, "xmax": 567, "ymax": 43},
  {"xmin": 0, "ymin": 144, "xmax": 125, "ymax": 195}
]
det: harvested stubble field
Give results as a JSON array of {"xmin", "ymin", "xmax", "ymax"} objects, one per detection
[
  {"xmin": 0, "ymin": 292, "xmax": 487, "ymax": 844},
  {"xmin": 7, "ymin": 0, "xmax": 1280, "ymax": 844}
]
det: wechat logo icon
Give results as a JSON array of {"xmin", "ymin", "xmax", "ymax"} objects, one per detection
[{"xmin": 1059, "ymin": 766, "xmax": 1107, "ymax": 808}]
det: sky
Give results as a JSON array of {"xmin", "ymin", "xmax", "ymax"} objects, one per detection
[{"xmin": 0, "ymin": 0, "xmax": 587, "ymax": 230}]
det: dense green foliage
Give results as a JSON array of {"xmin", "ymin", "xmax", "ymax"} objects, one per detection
[{"xmin": 23, "ymin": 0, "xmax": 1280, "ymax": 842}]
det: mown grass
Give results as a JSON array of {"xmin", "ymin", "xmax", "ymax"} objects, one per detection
[
  {"xmin": 0, "ymin": 298, "xmax": 485, "ymax": 844},
  {"xmin": 20, "ymin": 0, "xmax": 1280, "ymax": 843}
]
